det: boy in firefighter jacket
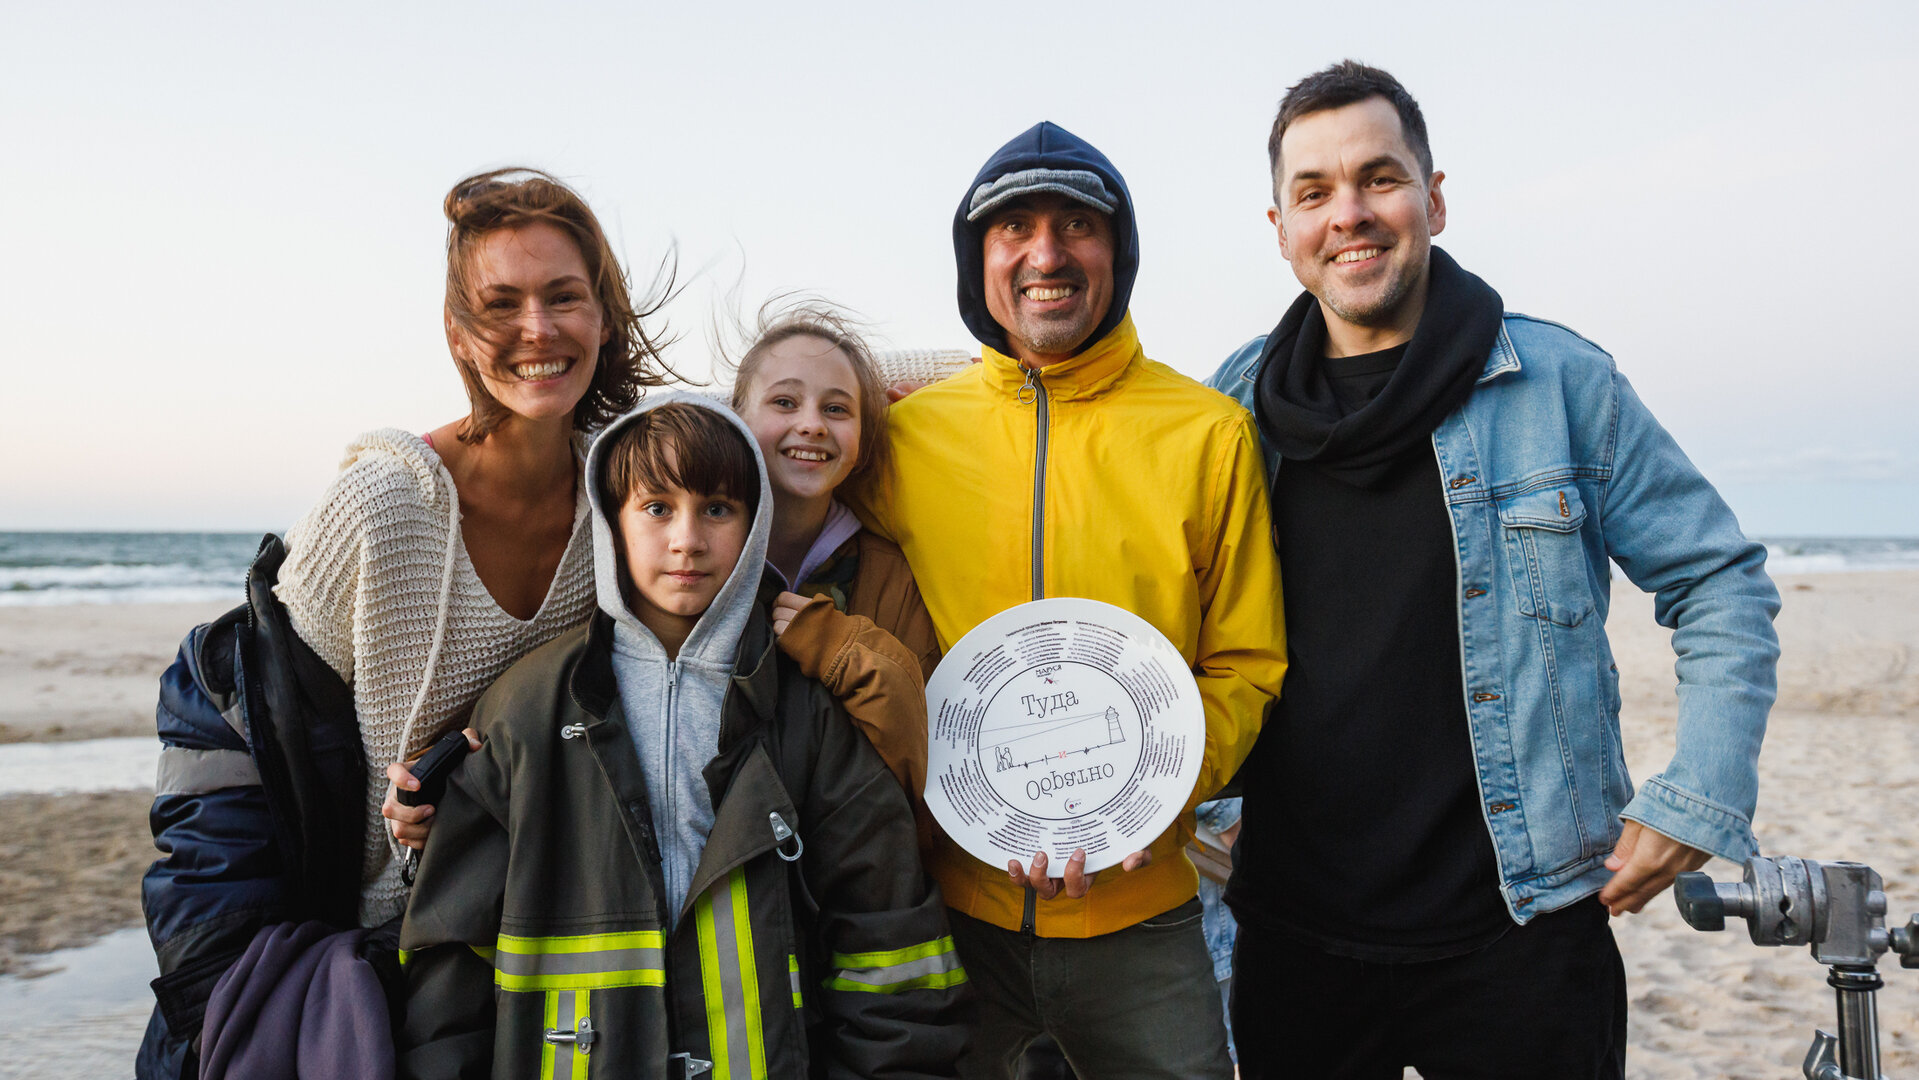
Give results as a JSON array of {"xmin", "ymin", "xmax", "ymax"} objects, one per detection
[{"xmin": 397, "ymin": 395, "xmax": 968, "ymax": 1080}]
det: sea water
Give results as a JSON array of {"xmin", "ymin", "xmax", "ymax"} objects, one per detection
[
  {"xmin": 6, "ymin": 530, "xmax": 1914, "ymax": 608},
  {"xmin": 0, "ymin": 927, "xmax": 157, "ymax": 1079},
  {"xmin": 0, "ymin": 532, "xmax": 263, "ymax": 606},
  {"xmin": 0, "ymin": 738, "xmax": 160, "ymax": 796}
]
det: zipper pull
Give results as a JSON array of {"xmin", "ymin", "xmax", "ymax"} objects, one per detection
[
  {"xmin": 770, "ymin": 811, "xmax": 804, "ymax": 862},
  {"xmin": 1018, "ymin": 366, "xmax": 1041, "ymax": 406}
]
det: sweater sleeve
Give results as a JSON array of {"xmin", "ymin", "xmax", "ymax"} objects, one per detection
[
  {"xmin": 1187, "ymin": 410, "xmax": 1288, "ymax": 815},
  {"xmin": 275, "ymin": 436, "xmax": 452, "ymax": 684},
  {"xmin": 778, "ymin": 596, "xmax": 928, "ymax": 798}
]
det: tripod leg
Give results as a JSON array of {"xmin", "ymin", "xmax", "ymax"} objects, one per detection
[{"xmin": 1828, "ymin": 967, "xmax": 1884, "ymax": 1080}]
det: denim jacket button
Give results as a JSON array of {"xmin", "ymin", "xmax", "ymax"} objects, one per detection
[
  {"xmin": 1472, "ymin": 691, "xmax": 1501, "ymax": 703},
  {"xmin": 1464, "ymin": 587, "xmax": 1486, "ymax": 598}
]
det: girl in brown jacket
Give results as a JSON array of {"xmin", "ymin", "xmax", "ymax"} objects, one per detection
[{"xmin": 730, "ymin": 306, "xmax": 940, "ymax": 802}]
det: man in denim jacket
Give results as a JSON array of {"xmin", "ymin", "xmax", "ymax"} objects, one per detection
[{"xmin": 1207, "ymin": 62, "xmax": 1779, "ymax": 1078}]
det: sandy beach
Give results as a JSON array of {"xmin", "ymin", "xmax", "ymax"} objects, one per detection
[
  {"xmin": 2, "ymin": 577, "xmax": 1917, "ymax": 1076},
  {"xmin": 0, "ymin": 602, "xmax": 231, "ymax": 744}
]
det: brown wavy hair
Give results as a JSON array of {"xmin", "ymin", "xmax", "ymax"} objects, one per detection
[
  {"xmin": 726, "ymin": 300, "xmax": 890, "ymax": 484},
  {"xmin": 443, "ymin": 168, "xmax": 678, "ymax": 443},
  {"xmin": 599, "ymin": 402, "xmax": 761, "ymax": 519}
]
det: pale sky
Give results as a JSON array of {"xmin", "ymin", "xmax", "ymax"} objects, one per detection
[{"xmin": 5, "ymin": 1, "xmax": 1916, "ymax": 535}]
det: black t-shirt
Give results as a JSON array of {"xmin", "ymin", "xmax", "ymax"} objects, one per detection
[{"xmin": 1227, "ymin": 342, "xmax": 1511, "ymax": 961}]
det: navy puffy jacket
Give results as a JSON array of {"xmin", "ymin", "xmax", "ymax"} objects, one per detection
[{"xmin": 138, "ymin": 536, "xmax": 368, "ymax": 1079}]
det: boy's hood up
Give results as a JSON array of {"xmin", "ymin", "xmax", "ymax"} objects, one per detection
[
  {"xmin": 951, "ymin": 121, "xmax": 1140, "ymax": 358},
  {"xmin": 585, "ymin": 391, "xmax": 774, "ymax": 671}
]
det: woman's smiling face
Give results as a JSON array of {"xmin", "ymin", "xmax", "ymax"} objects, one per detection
[
  {"xmin": 740, "ymin": 334, "xmax": 864, "ymax": 505},
  {"xmin": 448, "ymin": 221, "xmax": 609, "ymax": 425}
]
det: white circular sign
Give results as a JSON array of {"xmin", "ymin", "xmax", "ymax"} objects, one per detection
[{"xmin": 924, "ymin": 598, "xmax": 1204, "ymax": 875}]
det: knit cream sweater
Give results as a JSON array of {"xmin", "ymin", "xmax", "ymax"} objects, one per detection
[{"xmin": 275, "ymin": 429, "xmax": 596, "ymax": 926}]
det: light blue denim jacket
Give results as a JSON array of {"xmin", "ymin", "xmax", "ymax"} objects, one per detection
[{"xmin": 1208, "ymin": 313, "xmax": 1780, "ymax": 923}]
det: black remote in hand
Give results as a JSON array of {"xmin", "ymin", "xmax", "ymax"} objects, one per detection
[{"xmin": 396, "ymin": 729, "xmax": 472, "ymax": 808}]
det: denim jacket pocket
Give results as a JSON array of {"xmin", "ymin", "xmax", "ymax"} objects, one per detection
[{"xmin": 1497, "ymin": 486, "xmax": 1595, "ymax": 629}]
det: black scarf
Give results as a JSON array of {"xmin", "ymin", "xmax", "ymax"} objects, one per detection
[{"xmin": 1253, "ymin": 247, "xmax": 1502, "ymax": 488}]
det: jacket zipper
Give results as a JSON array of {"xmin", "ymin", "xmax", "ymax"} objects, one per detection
[
  {"xmin": 663, "ymin": 658, "xmax": 681, "ymax": 896},
  {"xmin": 1023, "ymin": 366, "xmax": 1049, "ymax": 604},
  {"xmin": 1020, "ymin": 365, "xmax": 1048, "ymax": 934}
]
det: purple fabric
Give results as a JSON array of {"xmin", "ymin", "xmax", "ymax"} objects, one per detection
[
  {"xmin": 776, "ymin": 499, "xmax": 862, "ymax": 591},
  {"xmin": 199, "ymin": 920, "xmax": 395, "ymax": 1080}
]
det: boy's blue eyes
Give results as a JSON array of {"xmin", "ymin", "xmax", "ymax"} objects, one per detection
[{"xmin": 636, "ymin": 498, "xmax": 743, "ymax": 518}]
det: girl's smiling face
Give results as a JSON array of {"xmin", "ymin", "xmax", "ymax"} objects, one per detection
[{"xmin": 740, "ymin": 334, "xmax": 864, "ymax": 505}]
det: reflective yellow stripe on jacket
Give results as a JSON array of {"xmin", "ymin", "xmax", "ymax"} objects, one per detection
[
  {"xmin": 826, "ymin": 936, "xmax": 967, "ymax": 993},
  {"xmin": 495, "ymin": 930, "xmax": 666, "ymax": 992},
  {"xmin": 541, "ymin": 989, "xmax": 591, "ymax": 1080},
  {"xmin": 696, "ymin": 868, "xmax": 765, "ymax": 1080}
]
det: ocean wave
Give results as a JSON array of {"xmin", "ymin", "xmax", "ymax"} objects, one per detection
[
  {"xmin": 1763, "ymin": 539, "xmax": 1919, "ymax": 575},
  {"xmin": 0, "ymin": 586, "xmax": 241, "ymax": 607},
  {"xmin": 0, "ymin": 562, "xmax": 239, "ymax": 589},
  {"xmin": 0, "ymin": 534, "xmax": 255, "ymax": 605},
  {"xmin": 0, "ymin": 562, "xmax": 243, "ymax": 606}
]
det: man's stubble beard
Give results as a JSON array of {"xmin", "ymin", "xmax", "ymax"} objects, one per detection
[
  {"xmin": 1013, "ymin": 315, "xmax": 1096, "ymax": 357},
  {"xmin": 1322, "ymin": 257, "xmax": 1424, "ymax": 331},
  {"xmin": 1320, "ymin": 257, "xmax": 1427, "ymax": 329},
  {"xmin": 1005, "ymin": 265, "xmax": 1101, "ymax": 358}
]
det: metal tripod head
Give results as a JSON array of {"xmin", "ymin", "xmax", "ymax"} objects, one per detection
[{"xmin": 1675, "ymin": 856, "xmax": 1919, "ymax": 1080}]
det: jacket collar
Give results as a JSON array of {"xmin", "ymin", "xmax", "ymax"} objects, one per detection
[
  {"xmin": 569, "ymin": 570, "xmax": 786, "ymax": 730},
  {"xmin": 1478, "ymin": 318, "xmax": 1520, "ymax": 384},
  {"xmin": 571, "ymin": 611, "xmax": 621, "ymax": 718},
  {"xmin": 980, "ymin": 312, "xmax": 1142, "ymax": 403},
  {"xmin": 720, "ymin": 573, "xmax": 784, "ymax": 745}
]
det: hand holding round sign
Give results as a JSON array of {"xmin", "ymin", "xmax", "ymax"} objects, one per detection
[{"xmin": 923, "ymin": 598, "xmax": 1205, "ymax": 876}]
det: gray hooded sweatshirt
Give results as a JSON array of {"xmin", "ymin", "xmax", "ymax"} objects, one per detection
[{"xmin": 583, "ymin": 392, "xmax": 774, "ymax": 929}]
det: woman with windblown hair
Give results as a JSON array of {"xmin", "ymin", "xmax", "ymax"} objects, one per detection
[
  {"xmin": 284, "ymin": 168, "xmax": 675, "ymax": 927},
  {"xmin": 140, "ymin": 169, "xmax": 674, "ymax": 1078}
]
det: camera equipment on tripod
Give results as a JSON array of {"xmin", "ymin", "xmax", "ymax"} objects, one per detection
[{"xmin": 1675, "ymin": 856, "xmax": 1919, "ymax": 1080}]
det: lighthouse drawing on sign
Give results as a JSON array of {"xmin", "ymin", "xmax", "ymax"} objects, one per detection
[{"xmin": 985, "ymin": 706, "xmax": 1126, "ymax": 771}]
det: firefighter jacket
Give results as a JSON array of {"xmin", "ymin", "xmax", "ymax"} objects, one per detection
[{"xmin": 396, "ymin": 600, "xmax": 970, "ymax": 1080}]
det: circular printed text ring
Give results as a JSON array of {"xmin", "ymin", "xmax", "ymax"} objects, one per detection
[{"xmin": 923, "ymin": 597, "xmax": 1204, "ymax": 875}]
